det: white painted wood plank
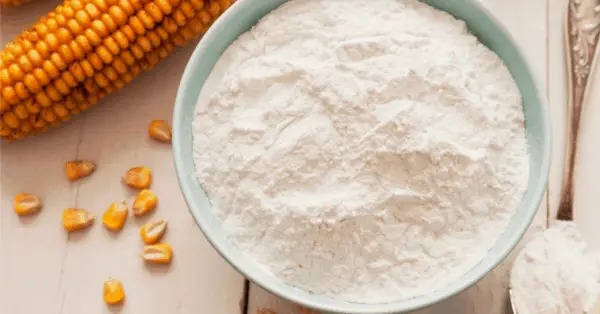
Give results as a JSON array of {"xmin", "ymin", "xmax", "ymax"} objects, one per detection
[
  {"xmin": 547, "ymin": 0, "xmax": 567, "ymax": 229},
  {"xmin": 0, "ymin": 120, "xmax": 83, "ymax": 314},
  {"xmin": 247, "ymin": 0, "xmax": 551, "ymax": 313},
  {"xmin": 0, "ymin": 3, "xmax": 246, "ymax": 314}
]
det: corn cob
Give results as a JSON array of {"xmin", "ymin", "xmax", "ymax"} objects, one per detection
[
  {"xmin": 2, "ymin": 0, "xmax": 171, "ymax": 104},
  {"xmin": 0, "ymin": 0, "xmax": 233, "ymax": 142}
]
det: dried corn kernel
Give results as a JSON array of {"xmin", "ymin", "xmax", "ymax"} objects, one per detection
[
  {"xmin": 140, "ymin": 219, "xmax": 167, "ymax": 244},
  {"xmin": 65, "ymin": 160, "xmax": 96, "ymax": 180},
  {"xmin": 148, "ymin": 119, "xmax": 171, "ymax": 143},
  {"xmin": 1, "ymin": 0, "xmax": 235, "ymax": 142},
  {"xmin": 141, "ymin": 243, "xmax": 172, "ymax": 264},
  {"xmin": 14, "ymin": 193, "xmax": 42, "ymax": 215},
  {"xmin": 102, "ymin": 200, "xmax": 128, "ymax": 231},
  {"xmin": 103, "ymin": 278, "xmax": 125, "ymax": 305},
  {"xmin": 62, "ymin": 208, "xmax": 94, "ymax": 232},
  {"xmin": 132, "ymin": 189, "xmax": 157, "ymax": 216},
  {"xmin": 122, "ymin": 166, "xmax": 152, "ymax": 189}
]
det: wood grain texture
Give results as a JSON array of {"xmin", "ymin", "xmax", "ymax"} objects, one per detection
[
  {"xmin": 0, "ymin": 2, "xmax": 246, "ymax": 314},
  {"xmin": 547, "ymin": 0, "xmax": 568, "ymax": 228},
  {"xmin": 246, "ymin": 0, "xmax": 553, "ymax": 313}
]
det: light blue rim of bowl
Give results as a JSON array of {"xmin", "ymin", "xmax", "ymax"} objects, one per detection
[{"xmin": 173, "ymin": 0, "xmax": 552, "ymax": 313}]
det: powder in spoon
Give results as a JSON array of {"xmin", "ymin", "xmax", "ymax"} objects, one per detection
[{"xmin": 511, "ymin": 221, "xmax": 600, "ymax": 314}]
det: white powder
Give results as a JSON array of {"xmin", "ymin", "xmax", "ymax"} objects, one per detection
[
  {"xmin": 511, "ymin": 221, "xmax": 600, "ymax": 314},
  {"xmin": 192, "ymin": 0, "xmax": 529, "ymax": 303}
]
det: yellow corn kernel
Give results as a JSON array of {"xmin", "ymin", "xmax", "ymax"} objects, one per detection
[
  {"xmin": 103, "ymin": 278, "xmax": 125, "ymax": 305},
  {"xmin": 148, "ymin": 119, "xmax": 171, "ymax": 143},
  {"xmin": 2, "ymin": 111, "xmax": 20, "ymax": 129},
  {"xmin": 141, "ymin": 243, "xmax": 172, "ymax": 264},
  {"xmin": 62, "ymin": 208, "xmax": 94, "ymax": 232},
  {"xmin": 140, "ymin": 219, "xmax": 167, "ymax": 244},
  {"xmin": 14, "ymin": 193, "xmax": 42, "ymax": 216},
  {"xmin": 132, "ymin": 189, "xmax": 157, "ymax": 216},
  {"xmin": 122, "ymin": 166, "xmax": 152, "ymax": 189},
  {"xmin": 65, "ymin": 160, "xmax": 96, "ymax": 181},
  {"xmin": 102, "ymin": 200, "xmax": 128, "ymax": 231}
]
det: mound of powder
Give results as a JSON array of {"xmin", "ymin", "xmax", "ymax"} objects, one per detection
[
  {"xmin": 511, "ymin": 222, "xmax": 600, "ymax": 314},
  {"xmin": 192, "ymin": 0, "xmax": 529, "ymax": 303}
]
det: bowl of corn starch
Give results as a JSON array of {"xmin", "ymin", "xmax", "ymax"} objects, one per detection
[{"xmin": 172, "ymin": 0, "xmax": 551, "ymax": 313}]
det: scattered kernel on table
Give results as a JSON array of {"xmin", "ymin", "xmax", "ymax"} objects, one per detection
[
  {"xmin": 65, "ymin": 160, "xmax": 96, "ymax": 181},
  {"xmin": 132, "ymin": 189, "xmax": 158, "ymax": 216},
  {"xmin": 148, "ymin": 119, "xmax": 172, "ymax": 143},
  {"xmin": 102, "ymin": 201, "xmax": 128, "ymax": 231},
  {"xmin": 140, "ymin": 219, "xmax": 167, "ymax": 244},
  {"xmin": 103, "ymin": 278, "xmax": 125, "ymax": 305},
  {"xmin": 13, "ymin": 193, "xmax": 42, "ymax": 216},
  {"xmin": 62, "ymin": 208, "xmax": 94, "ymax": 232},
  {"xmin": 142, "ymin": 243, "xmax": 173, "ymax": 264},
  {"xmin": 122, "ymin": 166, "xmax": 152, "ymax": 189}
]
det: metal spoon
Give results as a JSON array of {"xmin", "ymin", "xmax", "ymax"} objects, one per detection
[
  {"xmin": 557, "ymin": 0, "xmax": 600, "ymax": 221},
  {"xmin": 509, "ymin": 0, "xmax": 600, "ymax": 313}
]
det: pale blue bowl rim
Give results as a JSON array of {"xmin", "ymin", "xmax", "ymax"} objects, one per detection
[{"xmin": 172, "ymin": 0, "xmax": 552, "ymax": 313}]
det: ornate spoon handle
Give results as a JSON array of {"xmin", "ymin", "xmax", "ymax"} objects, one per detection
[{"xmin": 557, "ymin": 0, "xmax": 600, "ymax": 221}]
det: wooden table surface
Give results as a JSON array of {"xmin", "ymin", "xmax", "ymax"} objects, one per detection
[{"xmin": 0, "ymin": 0, "xmax": 593, "ymax": 313}]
